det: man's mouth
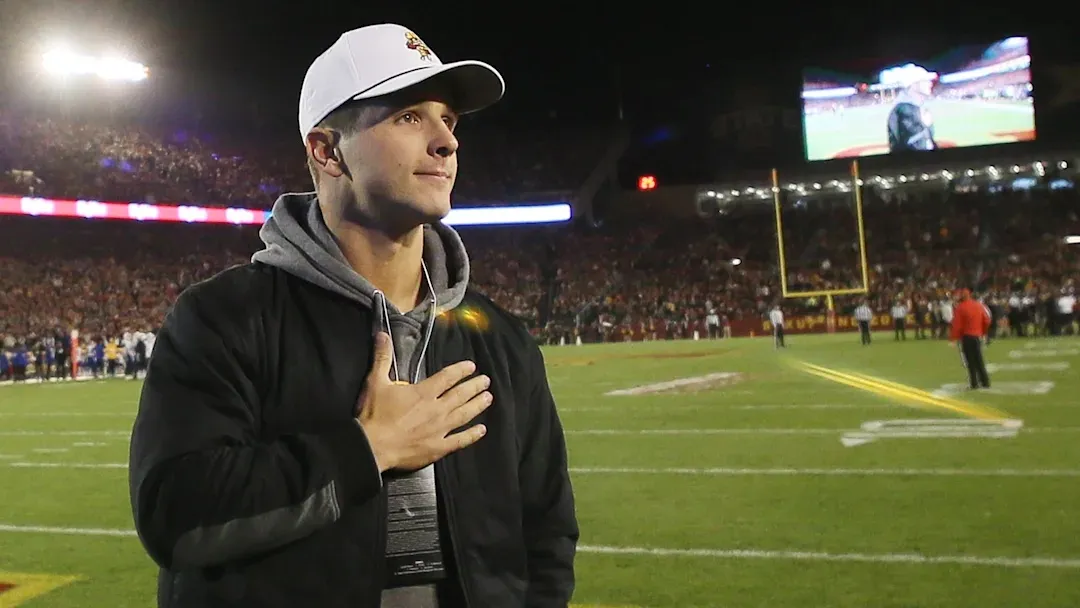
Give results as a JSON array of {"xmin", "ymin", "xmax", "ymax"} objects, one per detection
[{"xmin": 415, "ymin": 170, "xmax": 451, "ymax": 179}]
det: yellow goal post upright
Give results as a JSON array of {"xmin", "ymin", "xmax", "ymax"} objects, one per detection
[{"xmin": 770, "ymin": 159, "xmax": 870, "ymax": 321}]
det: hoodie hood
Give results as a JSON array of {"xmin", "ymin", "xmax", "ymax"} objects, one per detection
[
  {"xmin": 252, "ymin": 192, "xmax": 470, "ymax": 317},
  {"xmin": 252, "ymin": 193, "xmax": 470, "ymax": 384}
]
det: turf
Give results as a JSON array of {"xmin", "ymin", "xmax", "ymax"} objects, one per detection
[
  {"xmin": 803, "ymin": 99, "xmax": 1035, "ymax": 160},
  {"xmin": 1, "ymin": 332, "xmax": 1078, "ymax": 607}
]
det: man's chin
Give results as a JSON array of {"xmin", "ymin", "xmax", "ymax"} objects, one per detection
[{"xmin": 400, "ymin": 199, "xmax": 451, "ymax": 228}]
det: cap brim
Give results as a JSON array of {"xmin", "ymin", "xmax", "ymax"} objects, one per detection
[{"xmin": 352, "ymin": 60, "xmax": 505, "ymax": 115}]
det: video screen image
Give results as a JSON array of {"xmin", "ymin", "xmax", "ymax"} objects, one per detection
[{"xmin": 801, "ymin": 36, "xmax": 1034, "ymax": 161}]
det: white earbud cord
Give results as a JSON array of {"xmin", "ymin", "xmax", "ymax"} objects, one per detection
[{"xmin": 373, "ymin": 259, "xmax": 438, "ymax": 385}]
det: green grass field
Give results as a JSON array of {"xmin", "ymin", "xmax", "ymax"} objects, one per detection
[
  {"xmin": 804, "ymin": 99, "xmax": 1035, "ymax": 160},
  {"xmin": 2, "ymin": 332, "xmax": 1080, "ymax": 607}
]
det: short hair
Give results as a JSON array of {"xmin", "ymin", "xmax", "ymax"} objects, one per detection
[{"xmin": 306, "ymin": 101, "xmax": 369, "ymax": 187}]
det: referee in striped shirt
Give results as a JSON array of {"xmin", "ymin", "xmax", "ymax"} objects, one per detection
[
  {"xmin": 890, "ymin": 300, "xmax": 908, "ymax": 341},
  {"xmin": 854, "ymin": 300, "xmax": 873, "ymax": 345}
]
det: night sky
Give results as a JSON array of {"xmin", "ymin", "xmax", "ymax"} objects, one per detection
[{"xmin": 0, "ymin": 1, "xmax": 1070, "ymax": 183}]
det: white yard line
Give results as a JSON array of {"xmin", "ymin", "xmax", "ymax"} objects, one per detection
[
  {"xmin": 11, "ymin": 462, "xmax": 1080, "ymax": 478},
  {"xmin": 561, "ymin": 404, "xmax": 882, "ymax": 412},
  {"xmin": 731, "ymin": 404, "xmax": 890, "ymax": 410},
  {"xmin": 565, "ymin": 427, "xmax": 1080, "ymax": 436},
  {"xmin": 7, "ymin": 462, "xmax": 127, "ymax": 469},
  {"xmin": 0, "ymin": 522, "xmax": 1076, "ymax": 570},
  {"xmin": 579, "ymin": 544, "xmax": 1080, "ymax": 569},
  {"xmin": 3, "ymin": 426, "xmax": 1079, "ymax": 442},
  {"xmin": 0, "ymin": 524, "xmax": 137, "ymax": 537},
  {"xmin": 0, "ymin": 431, "xmax": 129, "ymax": 437},
  {"xmin": 569, "ymin": 466, "xmax": 1080, "ymax": 478},
  {"xmin": 0, "ymin": 412, "xmax": 133, "ymax": 417}
]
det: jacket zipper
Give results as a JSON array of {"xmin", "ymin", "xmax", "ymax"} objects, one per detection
[
  {"xmin": 428, "ymin": 329, "xmax": 474, "ymax": 607},
  {"xmin": 371, "ymin": 484, "xmax": 388, "ymax": 605},
  {"xmin": 435, "ymin": 458, "xmax": 472, "ymax": 607}
]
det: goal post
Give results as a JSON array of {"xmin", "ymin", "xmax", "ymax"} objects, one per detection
[{"xmin": 771, "ymin": 159, "xmax": 870, "ymax": 315}]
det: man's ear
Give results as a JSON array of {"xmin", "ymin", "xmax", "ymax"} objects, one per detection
[{"xmin": 306, "ymin": 128, "xmax": 344, "ymax": 179}]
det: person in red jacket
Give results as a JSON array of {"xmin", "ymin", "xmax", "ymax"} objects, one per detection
[{"xmin": 950, "ymin": 288, "xmax": 991, "ymax": 389}]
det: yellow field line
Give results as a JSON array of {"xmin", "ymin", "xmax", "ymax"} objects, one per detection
[{"xmin": 797, "ymin": 362, "xmax": 1010, "ymax": 421}]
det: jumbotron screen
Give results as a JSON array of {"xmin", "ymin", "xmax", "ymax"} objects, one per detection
[{"xmin": 801, "ymin": 36, "xmax": 1035, "ymax": 161}]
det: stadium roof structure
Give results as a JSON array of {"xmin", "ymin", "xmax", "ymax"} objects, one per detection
[{"xmin": 696, "ymin": 153, "xmax": 1077, "ymax": 205}]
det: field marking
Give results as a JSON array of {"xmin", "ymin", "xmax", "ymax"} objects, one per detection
[
  {"xmin": 14, "ymin": 462, "xmax": 1080, "ymax": 477},
  {"xmin": 986, "ymin": 362, "xmax": 1070, "ymax": 372},
  {"xmin": 797, "ymin": 362, "xmax": 1008, "ymax": 420},
  {"xmin": 6, "ymin": 462, "xmax": 127, "ymax": 469},
  {"xmin": 605, "ymin": 373, "xmax": 742, "ymax": 396},
  {"xmin": 1009, "ymin": 349, "xmax": 1079, "ymax": 358},
  {"xmin": 0, "ymin": 454, "xmax": 24, "ymax": 459},
  {"xmin": 2, "ymin": 523, "xmax": 1079, "ymax": 570},
  {"xmin": 71, "ymin": 442, "xmax": 109, "ymax": 447},
  {"xmin": 4, "ymin": 425, "xmax": 1080, "ymax": 446},
  {"xmin": 841, "ymin": 418, "xmax": 1022, "ymax": 447},
  {"xmin": 579, "ymin": 544, "xmax": 1080, "ymax": 569},
  {"xmin": 1025, "ymin": 340, "xmax": 1076, "ymax": 349},
  {"xmin": 0, "ymin": 524, "xmax": 136, "ymax": 537},
  {"xmin": 570, "ymin": 466, "xmax": 1080, "ymax": 478},
  {"xmin": 561, "ymin": 403, "xmax": 880, "ymax": 413},
  {"xmin": 565, "ymin": 426, "xmax": 1080, "ymax": 438},
  {"xmin": 932, "ymin": 381, "xmax": 1054, "ymax": 397},
  {"xmin": 567, "ymin": 428, "xmax": 841, "ymax": 436},
  {"xmin": 0, "ymin": 571, "xmax": 84, "ymax": 607},
  {"xmin": 731, "ymin": 404, "xmax": 890, "ymax": 411},
  {"xmin": 0, "ymin": 431, "xmax": 129, "ymax": 437},
  {"xmin": 0, "ymin": 412, "xmax": 133, "ymax": 417},
  {"xmin": 30, "ymin": 448, "xmax": 69, "ymax": 454}
]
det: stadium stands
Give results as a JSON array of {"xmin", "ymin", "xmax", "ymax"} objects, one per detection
[
  {"xmin": 0, "ymin": 108, "xmax": 612, "ymax": 208},
  {"xmin": 1, "ymin": 111, "xmax": 1077, "ymax": 373}
]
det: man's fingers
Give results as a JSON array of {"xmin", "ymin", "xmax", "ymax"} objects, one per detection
[
  {"xmin": 368, "ymin": 332, "xmax": 394, "ymax": 383},
  {"xmin": 445, "ymin": 391, "xmax": 493, "ymax": 431},
  {"xmin": 417, "ymin": 360, "xmax": 476, "ymax": 398},
  {"xmin": 438, "ymin": 374, "xmax": 490, "ymax": 408},
  {"xmin": 440, "ymin": 424, "xmax": 487, "ymax": 455}
]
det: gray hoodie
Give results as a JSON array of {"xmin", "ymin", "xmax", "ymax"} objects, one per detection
[{"xmin": 252, "ymin": 192, "xmax": 470, "ymax": 607}]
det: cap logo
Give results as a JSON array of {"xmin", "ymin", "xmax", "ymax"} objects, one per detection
[{"xmin": 404, "ymin": 31, "xmax": 433, "ymax": 61}]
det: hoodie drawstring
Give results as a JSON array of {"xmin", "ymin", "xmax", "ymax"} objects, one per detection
[
  {"xmin": 373, "ymin": 289, "xmax": 400, "ymax": 382},
  {"xmin": 413, "ymin": 260, "xmax": 437, "ymax": 384},
  {"xmin": 373, "ymin": 260, "xmax": 439, "ymax": 385}
]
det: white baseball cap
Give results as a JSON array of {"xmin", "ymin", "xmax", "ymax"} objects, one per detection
[{"xmin": 298, "ymin": 24, "xmax": 505, "ymax": 137}]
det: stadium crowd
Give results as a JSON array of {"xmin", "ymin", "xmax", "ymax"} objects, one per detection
[
  {"xmin": 0, "ymin": 108, "xmax": 612, "ymax": 207},
  {"xmin": 1, "ymin": 112, "xmax": 1078, "ymax": 379}
]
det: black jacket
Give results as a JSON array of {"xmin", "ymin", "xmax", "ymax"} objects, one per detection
[
  {"xmin": 128, "ymin": 262, "xmax": 578, "ymax": 607},
  {"xmin": 887, "ymin": 101, "xmax": 936, "ymax": 152}
]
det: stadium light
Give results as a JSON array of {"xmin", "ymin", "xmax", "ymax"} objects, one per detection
[
  {"xmin": 731, "ymin": 258, "xmax": 742, "ymax": 266},
  {"xmin": 1066, "ymin": 236, "xmax": 1080, "ymax": 245},
  {"xmin": 42, "ymin": 49, "xmax": 149, "ymax": 82}
]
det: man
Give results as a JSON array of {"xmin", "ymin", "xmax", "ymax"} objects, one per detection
[
  {"xmin": 913, "ymin": 297, "xmax": 929, "ymax": 339},
  {"xmin": 768, "ymin": 304, "xmax": 785, "ymax": 348},
  {"xmin": 937, "ymin": 295, "xmax": 954, "ymax": 340},
  {"xmin": 122, "ymin": 330, "xmax": 138, "ymax": 379},
  {"xmin": 129, "ymin": 24, "xmax": 578, "ymax": 608},
  {"xmin": 950, "ymin": 288, "xmax": 991, "ymax": 390},
  {"xmin": 1007, "ymin": 291, "xmax": 1023, "ymax": 337},
  {"xmin": 1057, "ymin": 288, "xmax": 1076, "ymax": 336},
  {"xmin": 705, "ymin": 308, "xmax": 720, "ymax": 339},
  {"xmin": 978, "ymin": 295, "xmax": 995, "ymax": 346},
  {"xmin": 853, "ymin": 299, "xmax": 873, "ymax": 345},
  {"xmin": 890, "ymin": 299, "xmax": 908, "ymax": 341},
  {"xmin": 884, "ymin": 64, "xmax": 937, "ymax": 153}
]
